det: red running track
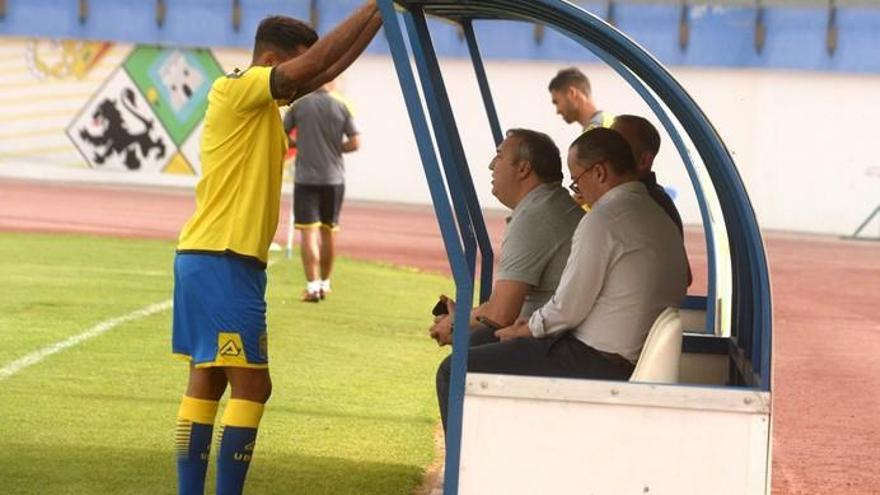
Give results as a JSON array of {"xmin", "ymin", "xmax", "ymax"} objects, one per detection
[{"xmin": 1, "ymin": 179, "xmax": 878, "ymax": 494}]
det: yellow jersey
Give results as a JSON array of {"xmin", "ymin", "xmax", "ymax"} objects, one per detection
[{"xmin": 178, "ymin": 66, "xmax": 288, "ymax": 265}]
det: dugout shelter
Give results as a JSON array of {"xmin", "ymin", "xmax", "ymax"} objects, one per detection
[{"xmin": 377, "ymin": 1, "xmax": 774, "ymax": 494}]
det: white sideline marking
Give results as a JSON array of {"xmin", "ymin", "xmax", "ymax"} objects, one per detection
[
  {"xmin": 0, "ymin": 300, "xmax": 172, "ymax": 382},
  {"xmin": 0, "ymin": 257, "xmax": 282, "ymax": 383}
]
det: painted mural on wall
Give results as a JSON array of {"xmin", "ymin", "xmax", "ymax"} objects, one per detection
[
  {"xmin": 0, "ymin": 38, "xmax": 244, "ymax": 183},
  {"xmin": 66, "ymin": 46, "xmax": 223, "ymax": 175},
  {"xmin": 25, "ymin": 39, "xmax": 112, "ymax": 80}
]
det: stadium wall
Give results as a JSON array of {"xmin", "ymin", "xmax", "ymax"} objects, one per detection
[{"xmin": 1, "ymin": 2, "xmax": 878, "ymax": 236}]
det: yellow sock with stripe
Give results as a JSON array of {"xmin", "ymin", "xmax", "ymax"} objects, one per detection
[
  {"xmin": 216, "ymin": 399, "xmax": 264, "ymax": 495},
  {"xmin": 176, "ymin": 396, "xmax": 219, "ymax": 495}
]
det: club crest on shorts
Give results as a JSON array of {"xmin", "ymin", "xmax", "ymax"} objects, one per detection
[{"xmin": 258, "ymin": 332, "xmax": 268, "ymax": 360}]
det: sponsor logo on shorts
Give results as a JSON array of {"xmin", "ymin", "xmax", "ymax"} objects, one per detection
[
  {"xmin": 219, "ymin": 339, "xmax": 242, "ymax": 357},
  {"xmin": 217, "ymin": 332, "xmax": 247, "ymax": 365}
]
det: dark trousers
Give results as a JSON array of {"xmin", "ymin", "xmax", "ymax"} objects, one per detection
[
  {"xmin": 436, "ymin": 331, "xmax": 635, "ymax": 431},
  {"xmin": 468, "ymin": 325, "xmax": 500, "ymax": 346}
]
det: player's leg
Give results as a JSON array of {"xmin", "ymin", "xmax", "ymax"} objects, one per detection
[
  {"xmin": 294, "ymin": 183, "xmax": 323, "ymax": 302},
  {"xmin": 214, "ymin": 259, "xmax": 271, "ymax": 495},
  {"xmin": 300, "ymin": 227, "xmax": 321, "ymax": 290},
  {"xmin": 317, "ymin": 183, "xmax": 345, "ymax": 297},
  {"xmin": 215, "ymin": 368, "xmax": 271, "ymax": 495},
  {"xmin": 176, "ymin": 366, "xmax": 227, "ymax": 495},
  {"xmin": 318, "ymin": 226, "xmax": 336, "ymax": 295},
  {"xmin": 172, "ymin": 253, "xmax": 228, "ymax": 495}
]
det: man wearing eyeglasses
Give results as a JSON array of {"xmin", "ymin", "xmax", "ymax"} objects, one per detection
[{"xmin": 435, "ymin": 128, "xmax": 688, "ymax": 429}]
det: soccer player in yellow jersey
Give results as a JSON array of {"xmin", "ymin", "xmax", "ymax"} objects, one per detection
[{"xmin": 171, "ymin": 3, "xmax": 382, "ymax": 494}]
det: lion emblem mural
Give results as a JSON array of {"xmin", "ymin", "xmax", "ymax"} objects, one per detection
[
  {"xmin": 67, "ymin": 68, "xmax": 175, "ymax": 173},
  {"xmin": 78, "ymin": 88, "xmax": 167, "ymax": 170}
]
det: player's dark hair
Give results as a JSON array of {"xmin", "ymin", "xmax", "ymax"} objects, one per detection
[
  {"xmin": 569, "ymin": 127, "xmax": 637, "ymax": 176},
  {"xmin": 548, "ymin": 67, "xmax": 591, "ymax": 96},
  {"xmin": 506, "ymin": 128, "xmax": 563, "ymax": 183},
  {"xmin": 254, "ymin": 15, "xmax": 318, "ymax": 58}
]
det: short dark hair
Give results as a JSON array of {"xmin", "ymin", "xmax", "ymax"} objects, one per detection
[
  {"xmin": 612, "ymin": 114, "xmax": 661, "ymax": 156},
  {"xmin": 254, "ymin": 15, "xmax": 318, "ymax": 58},
  {"xmin": 569, "ymin": 128, "xmax": 637, "ymax": 176},
  {"xmin": 548, "ymin": 67, "xmax": 591, "ymax": 96},
  {"xmin": 506, "ymin": 129, "xmax": 563, "ymax": 183}
]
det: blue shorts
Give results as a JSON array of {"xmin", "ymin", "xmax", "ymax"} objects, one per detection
[{"xmin": 172, "ymin": 252, "xmax": 269, "ymax": 368}]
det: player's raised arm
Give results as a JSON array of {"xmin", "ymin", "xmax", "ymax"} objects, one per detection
[
  {"xmin": 295, "ymin": 11, "xmax": 382, "ymax": 97},
  {"xmin": 272, "ymin": 0, "xmax": 380, "ymax": 101}
]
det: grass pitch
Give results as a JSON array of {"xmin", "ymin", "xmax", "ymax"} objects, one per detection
[{"xmin": 0, "ymin": 233, "xmax": 451, "ymax": 494}]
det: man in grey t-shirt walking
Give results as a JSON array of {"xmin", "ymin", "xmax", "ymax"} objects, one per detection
[{"xmin": 284, "ymin": 81, "xmax": 359, "ymax": 302}]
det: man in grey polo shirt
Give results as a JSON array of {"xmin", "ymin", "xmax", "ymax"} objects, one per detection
[
  {"xmin": 430, "ymin": 128, "xmax": 583, "ymax": 428},
  {"xmin": 284, "ymin": 81, "xmax": 359, "ymax": 302}
]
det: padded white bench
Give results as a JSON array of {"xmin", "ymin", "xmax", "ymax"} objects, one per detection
[{"xmin": 630, "ymin": 307, "xmax": 683, "ymax": 383}]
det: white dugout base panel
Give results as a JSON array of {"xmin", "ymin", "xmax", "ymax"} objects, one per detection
[{"xmin": 460, "ymin": 373, "xmax": 771, "ymax": 495}]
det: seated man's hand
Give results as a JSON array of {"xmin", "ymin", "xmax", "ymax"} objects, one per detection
[
  {"xmin": 429, "ymin": 314, "xmax": 453, "ymax": 346},
  {"xmin": 495, "ymin": 317, "xmax": 532, "ymax": 342},
  {"xmin": 440, "ymin": 294, "xmax": 456, "ymax": 316}
]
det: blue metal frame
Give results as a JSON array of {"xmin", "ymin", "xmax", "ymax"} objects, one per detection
[
  {"xmin": 404, "ymin": 9, "xmax": 495, "ymax": 304},
  {"xmin": 383, "ymin": 1, "xmax": 773, "ymax": 493},
  {"xmin": 462, "ymin": 20, "xmax": 504, "ymax": 147},
  {"xmin": 377, "ymin": 3, "xmax": 491, "ymax": 492},
  {"xmin": 403, "ymin": 10, "xmax": 478, "ymax": 285}
]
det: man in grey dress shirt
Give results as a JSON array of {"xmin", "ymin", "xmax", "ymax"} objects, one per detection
[
  {"xmin": 429, "ymin": 129, "xmax": 583, "ymax": 349},
  {"xmin": 611, "ymin": 114, "xmax": 691, "ymax": 285},
  {"xmin": 436, "ymin": 127, "xmax": 688, "ymax": 430}
]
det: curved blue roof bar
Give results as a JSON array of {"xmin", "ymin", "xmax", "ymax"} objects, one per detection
[{"xmin": 377, "ymin": 1, "xmax": 773, "ymax": 493}]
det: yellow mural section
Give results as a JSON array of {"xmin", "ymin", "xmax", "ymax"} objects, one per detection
[
  {"xmin": 25, "ymin": 39, "xmax": 111, "ymax": 80},
  {"xmin": 0, "ymin": 39, "xmax": 304, "ymax": 187},
  {"xmin": 0, "ymin": 38, "xmax": 129, "ymax": 168},
  {"xmin": 163, "ymin": 152, "xmax": 196, "ymax": 176}
]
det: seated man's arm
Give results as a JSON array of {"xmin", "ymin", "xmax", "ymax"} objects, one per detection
[
  {"xmin": 528, "ymin": 218, "xmax": 609, "ymax": 338},
  {"xmin": 428, "ymin": 282, "xmax": 527, "ymax": 345},
  {"xmin": 480, "ymin": 207, "xmax": 559, "ymax": 329},
  {"xmin": 472, "ymin": 279, "xmax": 529, "ymax": 328}
]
